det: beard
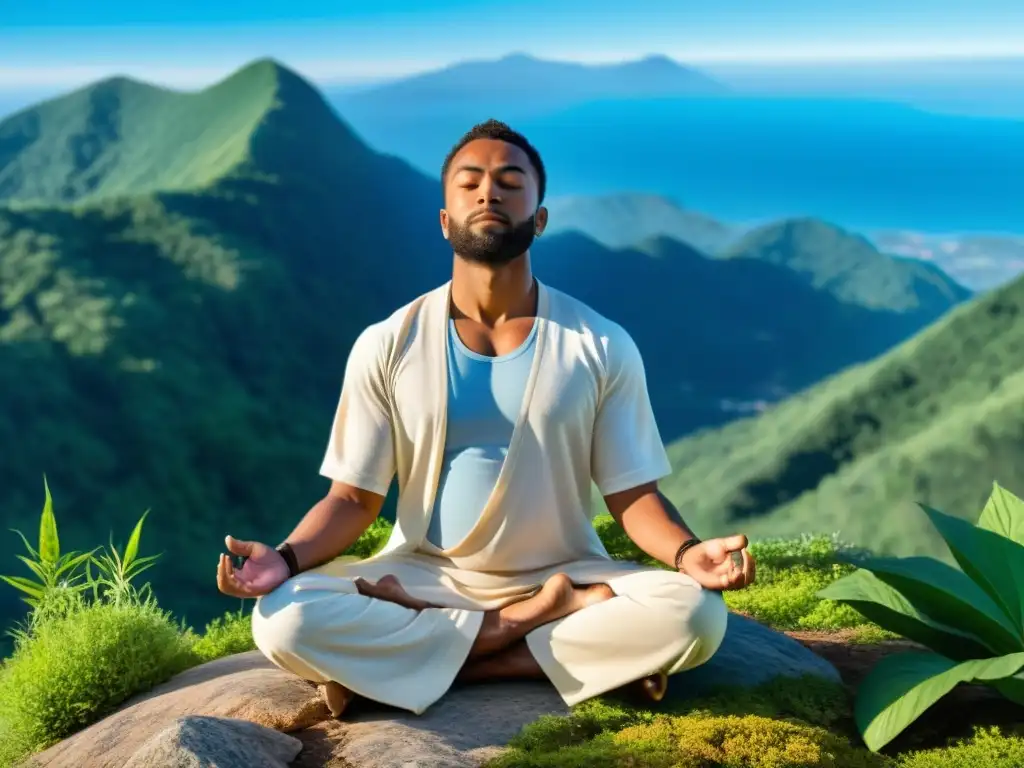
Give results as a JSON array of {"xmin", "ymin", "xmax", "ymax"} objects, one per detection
[{"xmin": 447, "ymin": 214, "xmax": 536, "ymax": 267}]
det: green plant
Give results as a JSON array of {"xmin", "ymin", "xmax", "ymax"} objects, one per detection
[
  {"xmin": 818, "ymin": 482, "xmax": 1024, "ymax": 752},
  {"xmin": 1, "ymin": 477, "xmax": 95, "ymax": 609},
  {"xmin": 0, "ymin": 599, "xmax": 198, "ymax": 762},
  {"xmin": 85, "ymin": 510, "xmax": 160, "ymax": 607},
  {"xmin": 188, "ymin": 607, "xmax": 255, "ymax": 662},
  {"xmin": 897, "ymin": 726, "xmax": 1024, "ymax": 768}
]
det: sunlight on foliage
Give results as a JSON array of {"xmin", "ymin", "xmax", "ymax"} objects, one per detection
[
  {"xmin": 186, "ymin": 608, "xmax": 255, "ymax": 663},
  {"xmin": 896, "ymin": 726, "xmax": 1024, "ymax": 768}
]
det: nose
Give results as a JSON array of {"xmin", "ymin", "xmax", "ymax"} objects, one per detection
[{"xmin": 476, "ymin": 175, "xmax": 501, "ymax": 205}]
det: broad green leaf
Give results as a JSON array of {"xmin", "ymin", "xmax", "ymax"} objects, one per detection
[
  {"xmin": 978, "ymin": 482, "xmax": 1024, "ymax": 546},
  {"xmin": 818, "ymin": 570, "xmax": 991, "ymax": 660},
  {"xmin": 123, "ymin": 510, "xmax": 150, "ymax": 567},
  {"xmin": 840, "ymin": 553, "xmax": 1023, "ymax": 654},
  {"xmin": 855, "ymin": 650, "xmax": 1024, "ymax": 751},
  {"xmin": 922, "ymin": 504, "xmax": 1024, "ymax": 631},
  {"xmin": 992, "ymin": 671, "xmax": 1024, "ymax": 705},
  {"xmin": 0, "ymin": 574, "xmax": 45, "ymax": 597},
  {"xmin": 38, "ymin": 475, "xmax": 59, "ymax": 565}
]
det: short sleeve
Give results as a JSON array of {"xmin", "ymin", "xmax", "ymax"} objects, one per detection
[
  {"xmin": 319, "ymin": 323, "xmax": 396, "ymax": 496},
  {"xmin": 591, "ymin": 326, "xmax": 672, "ymax": 496}
]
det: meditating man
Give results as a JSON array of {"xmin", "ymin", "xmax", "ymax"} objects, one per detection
[{"xmin": 216, "ymin": 119, "xmax": 756, "ymax": 718}]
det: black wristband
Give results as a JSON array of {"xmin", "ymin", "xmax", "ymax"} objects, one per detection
[
  {"xmin": 275, "ymin": 542, "xmax": 300, "ymax": 578},
  {"xmin": 673, "ymin": 537, "xmax": 702, "ymax": 571}
]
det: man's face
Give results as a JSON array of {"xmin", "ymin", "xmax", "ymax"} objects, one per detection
[{"xmin": 440, "ymin": 138, "xmax": 548, "ymax": 267}]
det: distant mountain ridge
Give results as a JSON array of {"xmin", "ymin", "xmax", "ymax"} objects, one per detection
[
  {"xmin": 544, "ymin": 193, "xmax": 739, "ymax": 254},
  {"xmin": 533, "ymin": 231, "xmax": 964, "ymax": 440},
  {"xmin": 721, "ymin": 218, "xmax": 972, "ymax": 314},
  {"xmin": 333, "ymin": 53, "xmax": 727, "ymax": 115}
]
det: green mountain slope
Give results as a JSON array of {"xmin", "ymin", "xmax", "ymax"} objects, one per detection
[
  {"xmin": 722, "ymin": 218, "xmax": 971, "ymax": 315},
  {"xmin": 659, "ymin": 270, "xmax": 1024, "ymax": 561},
  {"xmin": 535, "ymin": 233, "xmax": 948, "ymax": 441},
  {"xmin": 0, "ymin": 58, "xmax": 357, "ymax": 203},
  {"xmin": 0, "ymin": 61, "xmax": 451, "ymax": 638},
  {"xmin": 543, "ymin": 193, "xmax": 740, "ymax": 254}
]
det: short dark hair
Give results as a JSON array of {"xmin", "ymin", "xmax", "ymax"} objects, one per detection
[{"xmin": 441, "ymin": 119, "xmax": 547, "ymax": 204}]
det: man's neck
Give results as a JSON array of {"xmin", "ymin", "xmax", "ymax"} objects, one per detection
[{"xmin": 450, "ymin": 253, "xmax": 536, "ymax": 327}]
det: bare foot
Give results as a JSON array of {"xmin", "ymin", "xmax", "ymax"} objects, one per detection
[
  {"xmin": 320, "ymin": 680, "xmax": 355, "ymax": 718},
  {"xmin": 638, "ymin": 671, "xmax": 669, "ymax": 702},
  {"xmin": 353, "ymin": 574, "xmax": 437, "ymax": 611},
  {"xmin": 470, "ymin": 575, "xmax": 616, "ymax": 658},
  {"xmin": 502, "ymin": 574, "xmax": 614, "ymax": 628}
]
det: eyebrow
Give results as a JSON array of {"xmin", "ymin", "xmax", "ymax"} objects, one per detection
[{"xmin": 454, "ymin": 164, "xmax": 528, "ymax": 176}]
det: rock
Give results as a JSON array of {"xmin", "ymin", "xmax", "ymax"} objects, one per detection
[
  {"xmin": 333, "ymin": 681, "xmax": 569, "ymax": 768},
  {"xmin": 28, "ymin": 652, "xmax": 326, "ymax": 768},
  {"xmin": 662, "ymin": 612, "xmax": 842, "ymax": 703},
  {"xmin": 28, "ymin": 614, "xmax": 840, "ymax": 768},
  {"xmin": 122, "ymin": 715, "xmax": 303, "ymax": 768}
]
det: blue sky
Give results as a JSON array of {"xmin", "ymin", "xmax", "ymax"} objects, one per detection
[{"xmin": 2, "ymin": 0, "xmax": 1022, "ymax": 90}]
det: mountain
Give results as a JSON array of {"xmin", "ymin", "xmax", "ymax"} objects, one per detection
[
  {"xmin": 533, "ymin": 232, "xmax": 958, "ymax": 441},
  {"xmin": 543, "ymin": 193, "xmax": 740, "ymax": 254},
  {"xmin": 657, "ymin": 269, "xmax": 1024, "ymax": 562},
  {"xmin": 0, "ymin": 58, "xmax": 452, "ymax": 639},
  {"xmin": 0, "ymin": 59, "xmax": 970, "ymax": 642},
  {"xmin": 331, "ymin": 53, "xmax": 727, "ymax": 116},
  {"xmin": 870, "ymin": 230, "xmax": 1024, "ymax": 291},
  {"xmin": 721, "ymin": 218, "xmax": 971, "ymax": 315}
]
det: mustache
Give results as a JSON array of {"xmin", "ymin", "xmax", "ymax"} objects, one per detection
[{"xmin": 468, "ymin": 209, "xmax": 510, "ymax": 224}]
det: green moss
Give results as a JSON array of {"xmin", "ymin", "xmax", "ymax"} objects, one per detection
[
  {"xmin": 669, "ymin": 675, "xmax": 852, "ymax": 729},
  {"xmin": 594, "ymin": 524, "xmax": 883, "ymax": 635},
  {"xmin": 620, "ymin": 713, "xmax": 889, "ymax": 768},
  {"xmin": 343, "ymin": 517, "xmax": 393, "ymax": 560},
  {"xmin": 490, "ymin": 712, "xmax": 889, "ymax": 768},
  {"xmin": 723, "ymin": 564, "xmax": 870, "ymax": 630},
  {"xmin": 488, "ymin": 674, "xmax": 856, "ymax": 766},
  {"xmin": 0, "ymin": 599, "xmax": 197, "ymax": 764},
  {"xmin": 897, "ymin": 727, "xmax": 1024, "ymax": 768},
  {"xmin": 187, "ymin": 607, "xmax": 255, "ymax": 663}
]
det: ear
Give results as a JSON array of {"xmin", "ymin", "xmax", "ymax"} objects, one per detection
[
  {"xmin": 439, "ymin": 209, "xmax": 450, "ymax": 240},
  {"xmin": 534, "ymin": 205, "xmax": 548, "ymax": 236}
]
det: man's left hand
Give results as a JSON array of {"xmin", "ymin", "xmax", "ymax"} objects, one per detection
[{"xmin": 679, "ymin": 534, "xmax": 756, "ymax": 591}]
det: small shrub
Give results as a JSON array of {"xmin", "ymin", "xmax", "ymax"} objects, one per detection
[
  {"xmin": 0, "ymin": 600, "xmax": 197, "ymax": 761},
  {"xmin": 897, "ymin": 726, "xmax": 1024, "ymax": 768},
  {"xmin": 189, "ymin": 608, "xmax": 255, "ymax": 663}
]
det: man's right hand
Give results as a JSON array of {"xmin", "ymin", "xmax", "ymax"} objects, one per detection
[{"xmin": 216, "ymin": 535, "xmax": 291, "ymax": 598}]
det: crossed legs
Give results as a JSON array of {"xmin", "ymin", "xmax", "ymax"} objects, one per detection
[
  {"xmin": 252, "ymin": 566, "xmax": 727, "ymax": 718},
  {"xmin": 319, "ymin": 573, "xmax": 625, "ymax": 716}
]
